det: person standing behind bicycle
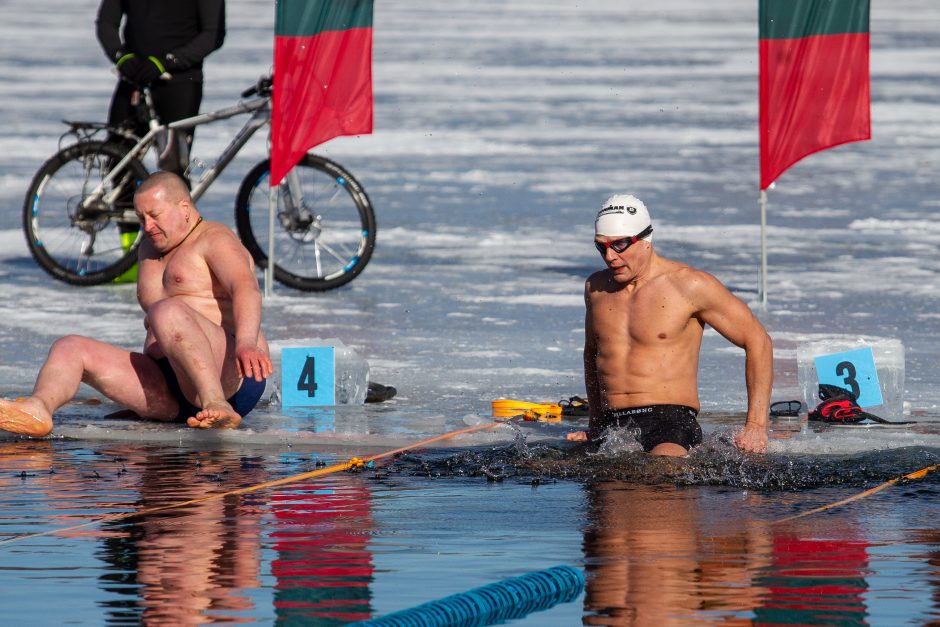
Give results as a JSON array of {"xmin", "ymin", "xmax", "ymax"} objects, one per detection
[{"xmin": 96, "ymin": 0, "xmax": 225, "ymax": 176}]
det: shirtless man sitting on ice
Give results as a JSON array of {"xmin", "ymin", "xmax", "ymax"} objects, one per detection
[
  {"xmin": 0, "ymin": 171, "xmax": 272, "ymax": 436},
  {"xmin": 566, "ymin": 194, "xmax": 772, "ymax": 456}
]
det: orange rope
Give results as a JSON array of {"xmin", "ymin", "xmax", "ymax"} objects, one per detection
[
  {"xmin": 0, "ymin": 418, "xmax": 510, "ymax": 546},
  {"xmin": 772, "ymin": 461, "xmax": 940, "ymax": 524}
]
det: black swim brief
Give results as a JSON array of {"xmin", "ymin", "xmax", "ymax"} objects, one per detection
[
  {"xmin": 155, "ymin": 358, "xmax": 267, "ymax": 423},
  {"xmin": 596, "ymin": 405, "xmax": 703, "ymax": 452}
]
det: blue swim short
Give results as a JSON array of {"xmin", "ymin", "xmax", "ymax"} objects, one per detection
[
  {"xmin": 155, "ymin": 357, "xmax": 266, "ymax": 423},
  {"xmin": 596, "ymin": 405, "xmax": 703, "ymax": 452}
]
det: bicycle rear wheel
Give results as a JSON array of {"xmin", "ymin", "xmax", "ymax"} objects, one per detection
[
  {"xmin": 235, "ymin": 155, "xmax": 376, "ymax": 291},
  {"xmin": 23, "ymin": 141, "xmax": 147, "ymax": 285}
]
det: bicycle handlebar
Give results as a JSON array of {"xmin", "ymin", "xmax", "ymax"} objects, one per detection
[{"xmin": 241, "ymin": 76, "xmax": 273, "ymax": 99}]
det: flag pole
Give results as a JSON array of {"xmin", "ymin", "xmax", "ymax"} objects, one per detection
[
  {"xmin": 758, "ymin": 188, "xmax": 768, "ymax": 309},
  {"xmin": 265, "ymin": 181, "xmax": 276, "ymax": 297}
]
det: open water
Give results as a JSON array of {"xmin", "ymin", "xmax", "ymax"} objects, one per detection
[{"xmin": 2, "ymin": 1, "xmax": 940, "ymax": 624}]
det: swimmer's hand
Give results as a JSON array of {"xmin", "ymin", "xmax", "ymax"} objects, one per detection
[
  {"xmin": 566, "ymin": 430, "xmax": 588, "ymax": 442},
  {"xmin": 733, "ymin": 422, "xmax": 768, "ymax": 453},
  {"xmin": 235, "ymin": 344, "xmax": 273, "ymax": 382}
]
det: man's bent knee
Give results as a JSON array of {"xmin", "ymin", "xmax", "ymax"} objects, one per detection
[
  {"xmin": 146, "ymin": 297, "xmax": 195, "ymax": 329},
  {"xmin": 48, "ymin": 334, "xmax": 96, "ymax": 359}
]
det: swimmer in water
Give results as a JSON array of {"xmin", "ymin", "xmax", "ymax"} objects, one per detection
[
  {"xmin": 0, "ymin": 171, "xmax": 272, "ymax": 436},
  {"xmin": 566, "ymin": 194, "xmax": 773, "ymax": 455}
]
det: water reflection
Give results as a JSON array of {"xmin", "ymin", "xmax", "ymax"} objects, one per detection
[
  {"xmin": 753, "ymin": 532, "xmax": 869, "ymax": 626},
  {"xmin": 581, "ymin": 481, "xmax": 772, "ymax": 626},
  {"xmin": 913, "ymin": 529, "xmax": 940, "ymax": 620},
  {"xmin": 5, "ymin": 441, "xmax": 940, "ymax": 625},
  {"xmin": 580, "ymin": 481, "xmax": 873, "ymax": 626},
  {"xmin": 0, "ymin": 439, "xmax": 138, "ymax": 538},
  {"xmin": 269, "ymin": 480, "xmax": 375, "ymax": 623},
  {"xmin": 85, "ymin": 449, "xmax": 375, "ymax": 624},
  {"xmin": 97, "ymin": 449, "xmax": 267, "ymax": 624}
]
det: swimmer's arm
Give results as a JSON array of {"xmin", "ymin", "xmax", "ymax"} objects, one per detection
[
  {"xmin": 207, "ymin": 232, "xmax": 273, "ymax": 381},
  {"xmin": 689, "ymin": 271, "xmax": 772, "ymax": 453},
  {"xmin": 583, "ymin": 292, "xmax": 603, "ymax": 435},
  {"xmin": 568, "ymin": 282, "xmax": 601, "ymax": 442}
]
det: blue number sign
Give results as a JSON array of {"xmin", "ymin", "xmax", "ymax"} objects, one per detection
[
  {"xmin": 281, "ymin": 346, "xmax": 335, "ymax": 407},
  {"xmin": 814, "ymin": 347, "xmax": 883, "ymax": 407}
]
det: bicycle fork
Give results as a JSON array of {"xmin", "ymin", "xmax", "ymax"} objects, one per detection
[{"xmin": 278, "ymin": 168, "xmax": 320, "ymax": 242}]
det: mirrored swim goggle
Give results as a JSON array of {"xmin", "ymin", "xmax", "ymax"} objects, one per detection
[{"xmin": 594, "ymin": 225, "xmax": 653, "ymax": 255}]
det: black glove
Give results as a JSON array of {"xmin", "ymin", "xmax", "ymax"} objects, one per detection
[
  {"xmin": 116, "ymin": 53, "xmax": 165, "ymax": 86},
  {"xmin": 163, "ymin": 53, "xmax": 185, "ymax": 73}
]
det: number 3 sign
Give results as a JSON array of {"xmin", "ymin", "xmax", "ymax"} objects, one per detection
[
  {"xmin": 813, "ymin": 346, "xmax": 883, "ymax": 408},
  {"xmin": 281, "ymin": 347, "xmax": 335, "ymax": 407}
]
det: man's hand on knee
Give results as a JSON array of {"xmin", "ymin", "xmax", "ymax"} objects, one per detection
[{"xmin": 235, "ymin": 345, "xmax": 273, "ymax": 382}]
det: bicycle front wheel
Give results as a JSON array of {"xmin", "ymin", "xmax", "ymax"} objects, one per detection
[
  {"xmin": 23, "ymin": 141, "xmax": 147, "ymax": 285},
  {"xmin": 235, "ymin": 155, "xmax": 376, "ymax": 291}
]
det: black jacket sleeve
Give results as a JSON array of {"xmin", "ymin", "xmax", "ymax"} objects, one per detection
[
  {"xmin": 167, "ymin": 0, "xmax": 226, "ymax": 72},
  {"xmin": 94, "ymin": 0, "xmax": 225, "ymax": 72},
  {"xmin": 95, "ymin": 0, "xmax": 125, "ymax": 62}
]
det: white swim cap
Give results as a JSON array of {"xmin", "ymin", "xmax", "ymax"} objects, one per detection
[{"xmin": 595, "ymin": 194, "xmax": 653, "ymax": 241}]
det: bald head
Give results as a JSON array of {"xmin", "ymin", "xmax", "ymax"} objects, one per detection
[
  {"xmin": 135, "ymin": 171, "xmax": 192, "ymax": 205},
  {"xmin": 133, "ymin": 171, "xmax": 202, "ymax": 253}
]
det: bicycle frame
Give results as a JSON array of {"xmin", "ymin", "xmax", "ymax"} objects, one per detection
[
  {"xmin": 79, "ymin": 91, "xmax": 271, "ymax": 217},
  {"xmin": 27, "ymin": 77, "xmax": 375, "ymax": 291}
]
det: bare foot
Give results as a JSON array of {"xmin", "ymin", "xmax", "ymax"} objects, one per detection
[
  {"xmin": 0, "ymin": 397, "xmax": 53, "ymax": 437},
  {"xmin": 187, "ymin": 402, "xmax": 241, "ymax": 429},
  {"xmin": 566, "ymin": 430, "xmax": 588, "ymax": 442}
]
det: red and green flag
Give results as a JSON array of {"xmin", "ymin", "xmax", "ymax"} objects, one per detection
[
  {"xmin": 759, "ymin": 0, "xmax": 870, "ymax": 190},
  {"xmin": 271, "ymin": 0, "xmax": 374, "ymax": 186}
]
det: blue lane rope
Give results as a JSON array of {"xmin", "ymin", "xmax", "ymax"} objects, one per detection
[{"xmin": 354, "ymin": 565, "xmax": 585, "ymax": 627}]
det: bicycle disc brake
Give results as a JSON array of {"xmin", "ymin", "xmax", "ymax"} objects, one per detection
[{"xmin": 278, "ymin": 194, "xmax": 321, "ymax": 244}]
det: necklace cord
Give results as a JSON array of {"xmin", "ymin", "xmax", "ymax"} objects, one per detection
[{"xmin": 159, "ymin": 216, "xmax": 203, "ymax": 260}]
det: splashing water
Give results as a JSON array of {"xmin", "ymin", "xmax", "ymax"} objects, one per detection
[{"xmin": 384, "ymin": 428, "xmax": 940, "ymax": 493}]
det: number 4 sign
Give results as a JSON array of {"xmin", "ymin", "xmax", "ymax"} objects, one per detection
[
  {"xmin": 281, "ymin": 347, "xmax": 335, "ymax": 407},
  {"xmin": 813, "ymin": 346, "xmax": 883, "ymax": 408}
]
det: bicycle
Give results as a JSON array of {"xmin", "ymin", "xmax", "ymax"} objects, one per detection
[{"xmin": 22, "ymin": 76, "xmax": 376, "ymax": 291}]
